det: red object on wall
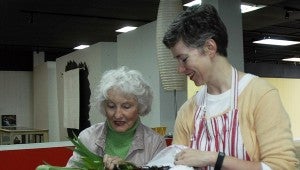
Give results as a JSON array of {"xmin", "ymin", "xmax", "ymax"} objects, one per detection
[{"xmin": 0, "ymin": 147, "xmax": 73, "ymax": 170}]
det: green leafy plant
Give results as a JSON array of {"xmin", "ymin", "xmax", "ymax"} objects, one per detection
[
  {"xmin": 67, "ymin": 134, "xmax": 104, "ymax": 170},
  {"xmin": 36, "ymin": 164, "xmax": 81, "ymax": 170},
  {"xmin": 36, "ymin": 134, "xmax": 103, "ymax": 170},
  {"xmin": 36, "ymin": 133, "xmax": 142, "ymax": 170}
]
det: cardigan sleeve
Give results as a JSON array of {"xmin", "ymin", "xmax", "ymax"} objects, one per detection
[
  {"xmin": 251, "ymin": 82, "xmax": 299, "ymax": 169},
  {"xmin": 172, "ymin": 96, "xmax": 196, "ymax": 146}
]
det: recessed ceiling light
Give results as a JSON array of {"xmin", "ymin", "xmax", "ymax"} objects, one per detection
[
  {"xmin": 241, "ymin": 3, "xmax": 265, "ymax": 13},
  {"xmin": 115, "ymin": 26, "xmax": 137, "ymax": 33},
  {"xmin": 73, "ymin": 45, "xmax": 90, "ymax": 50},
  {"xmin": 253, "ymin": 39, "xmax": 300, "ymax": 46},
  {"xmin": 183, "ymin": 1, "xmax": 265, "ymax": 13},
  {"xmin": 282, "ymin": 57, "xmax": 300, "ymax": 62},
  {"xmin": 183, "ymin": 0, "xmax": 201, "ymax": 7}
]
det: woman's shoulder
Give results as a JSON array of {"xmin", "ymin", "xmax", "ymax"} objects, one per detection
[
  {"xmin": 245, "ymin": 76, "xmax": 276, "ymax": 93},
  {"xmin": 179, "ymin": 95, "xmax": 197, "ymax": 110},
  {"xmin": 177, "ymin": 95, "xmax": 197, "ymax": 119},
  {"xmin": 138, "ymin": 124, "xmax": 165, "ymax": 140},
  {"xmin": 82, "ymin": 122, "xmax": 105, "ymax": 131},
  {"xmin": 78, "ymin": 122, "xmax": 105, "ymax": 139},
  {"xmin": 240, "ymin": 76, "xmax": 278, "ymax": 103}
]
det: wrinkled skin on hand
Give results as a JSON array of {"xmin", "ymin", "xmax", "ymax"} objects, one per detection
[{"xmin": 103, "ymin": 154, "xmax": 123, "ymax": 170}]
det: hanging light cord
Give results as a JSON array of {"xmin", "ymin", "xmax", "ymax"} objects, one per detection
[{"xmin": 174, "ymin": 89, "xmax": 178, "ymax": 118}]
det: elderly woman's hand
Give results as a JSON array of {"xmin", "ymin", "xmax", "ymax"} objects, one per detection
[{"xmin": 103, "ymin": 154, "xmax": 123, "ymax": 170}]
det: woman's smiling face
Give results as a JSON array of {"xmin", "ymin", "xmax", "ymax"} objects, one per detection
[
  {"xmin": 171, "ymin": 39, "xmax": 212, "ymax": 86},
  {"xmin": 104, "ymin": 88, "xmax": 139, "ymax": 132}
]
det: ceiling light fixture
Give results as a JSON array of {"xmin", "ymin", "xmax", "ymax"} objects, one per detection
[
  {"xmin": 240, "ymin": 3, "xmax": 265, "ymax": 13},
  {"xmin": 282, "ymin": 57, "xmax": 300, "ymax": 62},
  {"xmin": 73, "ymin": 45, "xmax": 90, "ymax": 50},
  {"xmin": 253, "ymin": 38, "xmax": 300, "ymax": 46},
  {"xmin": 183, "ymin": 0, "xmax": 201, "ymax": 7},
  {"xmin": 183, "ymin": 1, "xmax": 265, "ymax": 13},
  {"xmin": 115, "ymin": 26, "xmax": 137, "ymax": 33}
]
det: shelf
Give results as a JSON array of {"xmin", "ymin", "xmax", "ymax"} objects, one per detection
[{"xmin": 0, "ymin": 126, "xmax": 48, "ymax": 145}]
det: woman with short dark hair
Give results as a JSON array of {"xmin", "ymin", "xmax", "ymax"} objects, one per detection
[{"xmin": 163, "ymin": 4, "xmax": 298, "ymax": 170}]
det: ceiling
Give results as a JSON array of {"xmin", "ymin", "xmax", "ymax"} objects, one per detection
[{"xmin": 1, "ymin": 0, "xmax": 300, "ymax": 71}]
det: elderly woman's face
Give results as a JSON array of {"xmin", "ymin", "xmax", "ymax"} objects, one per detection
[{"xmin": 104, "ymin": 88, "xmax": 139, "ymax": 132}]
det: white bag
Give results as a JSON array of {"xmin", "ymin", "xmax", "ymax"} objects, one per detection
[{"xmin": 146, "ymin": 144, "xmax": 194, "ymax": 170}]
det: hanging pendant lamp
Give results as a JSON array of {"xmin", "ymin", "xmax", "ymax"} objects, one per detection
[{"xmin": 156, "ymin": 0, "xmax": 186, "ymax": 91}]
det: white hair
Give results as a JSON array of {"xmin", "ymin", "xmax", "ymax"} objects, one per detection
[{"xmin": 94, "ymin": 66, "xmax": 153, "ymax": 116}]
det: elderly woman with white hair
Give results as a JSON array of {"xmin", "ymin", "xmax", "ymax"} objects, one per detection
[{"xmin": 66, "ymin": 66, "xmax": 167, "ymax": 169}]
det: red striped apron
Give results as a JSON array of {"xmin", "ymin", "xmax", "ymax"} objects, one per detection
[{"xmin": 191, "ymin": 67, "xmax": 250, "ymax": 170}]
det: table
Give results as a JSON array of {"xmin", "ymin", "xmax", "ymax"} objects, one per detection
[{"xmin": 0, "ymin": 126, "xmax": 48, "ymax": 145}]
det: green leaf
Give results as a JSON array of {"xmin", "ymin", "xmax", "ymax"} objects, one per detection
[
  {"xmin": 36, "ymin": 165, "xmax": 81, "ymax": 170},
  {"xmin": 67, "ymin": 132, "xmax": 104, "ymax": 170}
]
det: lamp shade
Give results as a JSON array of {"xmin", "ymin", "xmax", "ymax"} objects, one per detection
[{"xmin": 156, "ymin": 0, "xmax": 186, "ymax": 91}]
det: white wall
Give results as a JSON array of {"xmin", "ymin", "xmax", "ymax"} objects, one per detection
[
  {"xmin": 0, "ymin": 71, "xmax": 33, "ymax": 127},
  {"xmin": 33, "ymin": 62, "xmax": 59, "ymax": 141},
  {"xmin": 56, "ymin": 42, "xmax": 117, "ymax": 140}
]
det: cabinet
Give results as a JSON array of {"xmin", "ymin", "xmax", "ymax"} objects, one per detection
[{"xmin": 0, "ymin": 126, "xmax": 48, "ymax": 145}]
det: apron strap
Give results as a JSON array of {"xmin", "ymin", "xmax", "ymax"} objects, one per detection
[{"xmin": 230, "ymin": 67, "xmax": 238, "ymax": 110}]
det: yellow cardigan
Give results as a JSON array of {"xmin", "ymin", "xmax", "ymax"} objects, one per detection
[{"xmin": 173, "ymin": 77, "xmax": 299, "ymax": 169}]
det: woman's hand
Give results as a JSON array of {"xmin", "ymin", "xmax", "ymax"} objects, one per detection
[
  {"xmin": 174, "ymin": 148, "xmax": 218, "ymax": 168},
  {"xmin": 174, "ymin": 149, "xmax": 262, "ymax": 170},
  {"xmin": 103, "ymin": 154, "xmax": 123, "ymax": 170}
]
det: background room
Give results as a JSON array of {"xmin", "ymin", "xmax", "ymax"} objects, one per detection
[
  {"xmin": 0, "ymin": 0, "xmax": 299, "ymax": 145},
  {"xmin": 0, "ymin": 0, "xmax": 299, "ymax": 169}
]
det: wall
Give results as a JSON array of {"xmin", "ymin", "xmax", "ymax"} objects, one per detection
[
  {"xmin": 56, "ymin": 42, "xmax": 117, "ymax": 140},
  {"xmin": 0, "ymin": 71, "xmax": 33, "ymax": 127},
  {"xmin": 117, "ymin": 21, "xmax": 186, "ymax": 133},
  {"xmin": 265, "ymin": 78, "xmax": 300, "ymax": 140},
  {"xmin": 33, "ymin": 62, "xmax": 60, "ymax": 141}
]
